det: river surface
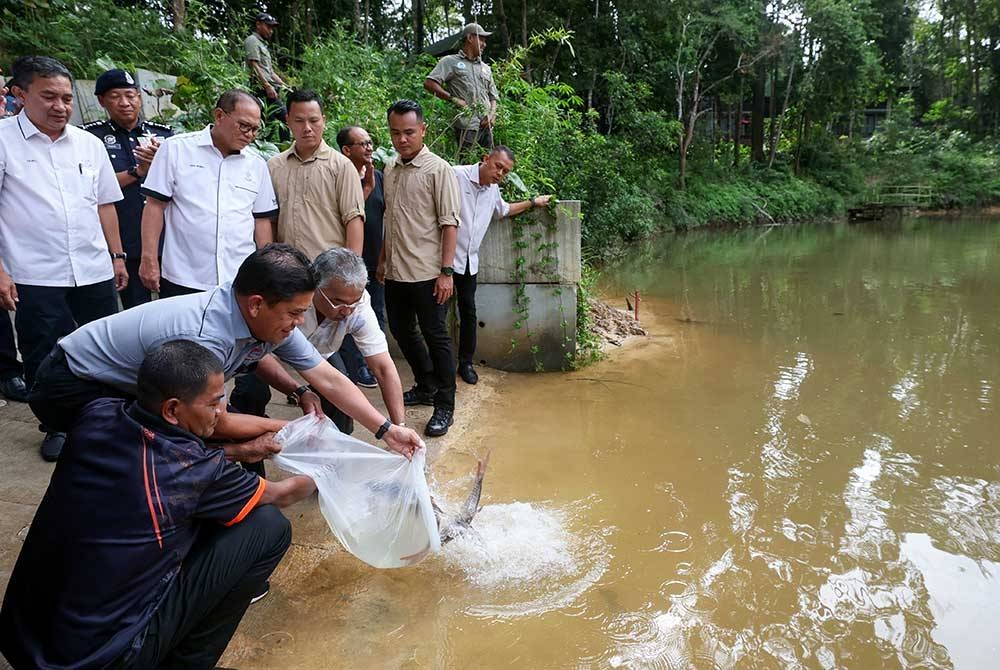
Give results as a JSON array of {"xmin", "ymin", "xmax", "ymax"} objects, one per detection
[{"xmin": 227, "ymin": 215, "xmax": 1000, "ymax": 669}]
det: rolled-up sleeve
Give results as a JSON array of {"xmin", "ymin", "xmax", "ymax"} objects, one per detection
[
  {"xmin": 335, "ymin": 160, "xmax": 365, "ymax": 223},
  {"xmin": 435, "ymin": 165, "xmax": 461, "ymax": 228}
]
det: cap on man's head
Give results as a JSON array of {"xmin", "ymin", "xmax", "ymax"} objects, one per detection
[
  {"xmin": 94, "ymin": 69, "xmax": 138, "ymax": 96},
  {"xmin": 255, "ymin": 12, "xmax": 279, "ymax": 25},
  {"xmin": 462, "ymin": 22, "xmax": 492, "ymax": 38}
]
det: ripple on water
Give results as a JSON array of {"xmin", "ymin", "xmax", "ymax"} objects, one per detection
[
  {"xmin": 649, "ymin": 530, "xmax": 694, "ymax": 553},
  {"xmin": 443, "ymin": 501, "xmax": 611, "ymax": 619}
]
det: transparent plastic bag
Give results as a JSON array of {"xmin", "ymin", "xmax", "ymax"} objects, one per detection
[{"xmin": 273, "ymin": 414, "xmax": 440, "ymax": 568}]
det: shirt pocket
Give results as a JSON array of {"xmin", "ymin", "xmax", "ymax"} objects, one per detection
[
  {"xmin": 231, "ymin": 182, "xmax": 260, "ymax": 207},
  {"xmin": 70, "ymin": 161, "xmax": 99, "ymax": 204}
]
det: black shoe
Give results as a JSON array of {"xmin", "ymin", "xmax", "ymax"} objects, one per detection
[
  {"xmin": 250, "ymin": 580, "xmax": 269, "ymax": 604},
  {"xmin": 424, "ymin": 407, "xmax": 454, "ymax": 437},
  {"xmin": 0, "ymin": 375, "xmax": 28, "ymax": 402},
  {"xmin": 458, "ymin": 362, "xmax": 479, "ymax": 385},
  {"xmin": 403, "ymin": 386, "xmax": 435, "ymax": 406},
  {"xmin": 355, "ymin": 365, "xmax": 378, "ymax": 388},
  {"xmin": 40, "ymin": 431, "xmax": 65, "ymax": 462}
]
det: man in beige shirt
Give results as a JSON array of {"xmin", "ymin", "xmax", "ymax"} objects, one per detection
[
  {"xmin": 233, "ymin": 89, "xmax": 367, "ymax": 419},
  {"xmin": 378, "ymin": 99, "xmax": 461, "ymax": 437},
  {"xmin": 268, "ymin": 89, "xmax": 365, "ymax": 259}
]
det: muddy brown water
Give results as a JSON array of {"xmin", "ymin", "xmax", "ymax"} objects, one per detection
[{"xmin": 223, "ymin": 215, "xmax": 1000, "ymax": 669}]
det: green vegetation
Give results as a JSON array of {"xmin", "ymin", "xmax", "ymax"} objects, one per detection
[
  {"xmin": 4, "ymin": 0, "xmax": 999, "ymax": 261},
  {"xmin": 4, "ymin": 0, "xmax": 1000, "ymax": 365}
]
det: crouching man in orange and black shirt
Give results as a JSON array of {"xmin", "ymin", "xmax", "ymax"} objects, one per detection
[{"xmin": 0, "ymin": 340, "xmax": 315, "ymax": 670}]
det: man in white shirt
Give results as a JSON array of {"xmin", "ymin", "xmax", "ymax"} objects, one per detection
[
  {"xmin": 452, "ymin": 146, "xmax": 551, "ymax": 384},
  {"xmin": 0, "ymin": 55, "xmax": 129, "ymax": 460},
  {"xmin": 300, "ymin": 247, "xmax": 404, "ymax": 433},
  {"xmin": 138, "ymin": 89, "xmax": 276, "ymax": 297}
]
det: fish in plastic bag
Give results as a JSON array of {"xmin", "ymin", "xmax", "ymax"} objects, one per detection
[{"xmin": 272, "ymin": 413, "xmax": 440, "ymax": 568}]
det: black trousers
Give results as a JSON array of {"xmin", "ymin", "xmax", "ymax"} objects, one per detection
[
  {"xmin": 123, "ymin": 505, "xmax": 292, "ymax": 670},
  {"xmin": 385, "ymin": 279, "xmax": 455, "ymax": 411},
  {"xmin": 159, "ymin": 278, "xmax": 202, "ymax": 299},
  {"xmin": 15, "ymin": 280, "xmax": 118, "ymax": 389},
  {"xmin": 453, "ymin": 269, "xmax": 478, "ymax": 365},
  {"xmin": 0, "ymin": 312, "xmax": 23, "ymax": 381},
  {"xmin": 119, "ymin": 259, "xmax": 152, "ymax": 309},
  {"xmin": 28, "ymin": 346, "xmax": 130, "ymax": 434},
  {"xmin": 229, "ymin": 354, "xmax": 354, "ymax": 435}
]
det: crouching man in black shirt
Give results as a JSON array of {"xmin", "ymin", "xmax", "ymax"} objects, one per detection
[{"xmin": 0, "ymin": 340, "xmax": 315, "ymax": 669}]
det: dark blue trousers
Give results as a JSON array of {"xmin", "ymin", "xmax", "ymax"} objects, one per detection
[{"xmin": 15, "ymin": 280, "xmax": 118, "ymax": 389}]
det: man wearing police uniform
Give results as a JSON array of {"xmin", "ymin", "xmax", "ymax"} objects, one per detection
[
  {"xmin": 83, "ymin": 69, "xmax": 173, "ymax": 308},
  {"xmin": 424, "ymin": 23, "xmax": 499, "ymax": 157}
]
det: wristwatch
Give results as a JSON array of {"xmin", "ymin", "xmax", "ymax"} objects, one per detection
[
  {"xmin": 127, "ymin": 165, "xmax": 143, "ymax": 182},
  {"xmin": 440, "ymin": 266, "xmax": 454, "ymax": 276},
  {"xmin": 292, "ymin": 384, "xmax": 310, "ymax": 399},
  {"xmin": 110, "ymin": 252, "xmax": 127, "ymax": 261}
]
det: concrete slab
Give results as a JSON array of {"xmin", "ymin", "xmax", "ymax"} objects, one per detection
[
  {"xmin": 473, "ymin": 283, "xmax": 577, "ymax": 372},
  {"xmin": 477, "ymin": 200, "xmax": 581, "ymax": 284}
]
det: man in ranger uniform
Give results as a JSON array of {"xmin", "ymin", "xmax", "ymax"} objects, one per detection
[{"xmin": 84, "ymin": 68, "xmax": 173, "ymax": 308}]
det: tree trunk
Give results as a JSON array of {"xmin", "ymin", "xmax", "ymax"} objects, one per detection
[
  {"xmin": 734, "ymin": 77, "xmax": 743, "ymax": 167},
  {"xmin": 768, "ymin": 58, "xmax": 794, "ymax": 168},
  {"xmin": 521, "ymin": 0, "xmax": 528, "ymax": 47},
  {"xmin": 172, "ymin": 0, "xmax": 186, "ymax": 32},
  {"xmin": 463, "ymin": 0, "xmax": 474, "ymax": 24},
  {"xmin": 750, "ymin": 63, "xmax": 766, "ymax": 163},
  {"xmin": 413, "ymin": 0, "xmax": 425, "ymax": 54},
  {"xmin": 494, "ymin": 0, "xmax": 512, "ymax": 54},
  {"xmin": 353, "ymin": 0, "xmax": 361, "ymax": 37},
  {"xmin": 363, "ymin": 0, "xmax": 370, "ymax": 44},
  {"xmin": 765, "ymin": 59, "xmax": 777, "ymax": 164}
]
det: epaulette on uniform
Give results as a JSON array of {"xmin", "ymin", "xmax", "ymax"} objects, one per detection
[
  {"xmin": 144, "ymin": 121, "xmax": 174, "ymax": 133},
  {"xmin": 80, "ymin": 119, "xmax": 110, "ymax": 130}
]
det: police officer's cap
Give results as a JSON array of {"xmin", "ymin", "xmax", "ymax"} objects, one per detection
[
  {"xmin": 255, "ymin": 12, "xmax": 279, "ymax": 25},
  {"xmin": 94, "ymin": 69, "xmax": 139, "ymax": 96}
]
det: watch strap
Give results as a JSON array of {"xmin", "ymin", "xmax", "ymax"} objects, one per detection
[
  {"xmin": 374, "ymin": 419, "xmax": 392, "ymax": 440},
  {"xmin": 292, "ymin": 384, "xmax": 310, "ymax": 398}
]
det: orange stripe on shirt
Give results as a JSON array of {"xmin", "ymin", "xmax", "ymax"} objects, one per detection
[
  {"xmin": 223, "ymin": 477, "xmax": 267, "ymax": 527},
  {"xmin": 141, "ymin": 435, "xmax": 164, "ymax": 549}
]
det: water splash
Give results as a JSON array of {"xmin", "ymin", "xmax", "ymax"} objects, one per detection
[{"xmin": 442, "ymin": 501, "xmax": 611, "ymax": 619}]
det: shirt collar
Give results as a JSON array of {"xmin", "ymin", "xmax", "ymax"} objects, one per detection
[
  {"xmin": 126, "ymin": 400, "xmax": 205, "ymax": 444},
  {"xmin": 459, "ymin": 49, "xmax": 482, "ymax": 64},
  {"xmin": 201, "ymin": 124, "xmax": 244, "ymax": 156},
  {"xmin": 16, "ymin": 112, "xmax": 68, "ymax": 142},
  {"xmin": 401, "ymin": 145, "xmax": 433, "ymax": 168},
  {"xmin": 289, "ymin": 139, "xmax": 331, "ymax": 163},
  {"xmin": 221, "ymin": 284, "xmax": 255, "ymax": 342}
]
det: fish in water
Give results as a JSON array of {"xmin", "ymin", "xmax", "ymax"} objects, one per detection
[{"xmin": 434, "ymin": 451, "xmax": 490, "ymax": 543}]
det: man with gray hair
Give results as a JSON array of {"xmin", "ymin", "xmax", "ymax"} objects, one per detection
[{"xmin": 302, "ymin": 247, "xmax": 404, "ymax": 433}]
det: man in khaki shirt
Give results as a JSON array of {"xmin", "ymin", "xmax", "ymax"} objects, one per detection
[
  {"xmin": 378, "ymin": 99, "xmax": 461, "ymax": 437},
  {"xmin": 424, "ymin": 23, "xmax": 499, "ymax": 157},
  {"xmin": 233, "ymin": 89, "xmax": 366, "ymax": 419},
  {"xmin": 268, "ymin": 89, "xmax": 365, "ymax": 259}
]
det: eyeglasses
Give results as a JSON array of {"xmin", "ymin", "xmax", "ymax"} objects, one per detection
[
  {"xmin": 347, "ymin": 140, "xmax": 374, "ymax": 148},
  {"xmin": 317, "ymin": 285, "xmax": 363, "ymax": 311},
  {"xmin": 223, "ymin": 111, "xmax": 261, "ymax": 136}
]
